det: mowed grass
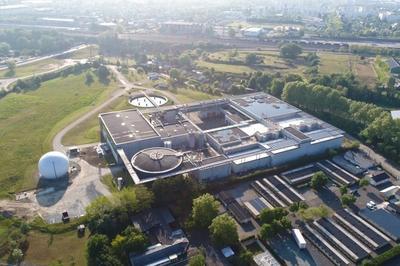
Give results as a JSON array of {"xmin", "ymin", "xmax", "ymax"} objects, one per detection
[
  {"xmin": 318, "ymin": 53, "xmax": 351, "ymax": 74},
  {"xmin": 24, "ymin": 230, "xmax": 88, "ymax": 266},
  {"xmin": 196, "ymin": 60, "xmax": 254, "ymax": 74},
  {"xmin": 62, "ymin": 95, "xmax": 132, "ymax": 146},
  {"xmin": 0, "ymin": 58, "xmax": 64, "ymax": 78},
  {"xmin": 0, "ymin": 71, "xmax": 116, "ymax": 197},
  {"xmin": 173, "ymin": 88, "xmax": 218, "ymax": 103}
]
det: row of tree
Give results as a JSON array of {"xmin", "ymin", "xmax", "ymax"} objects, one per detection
[
  {"xmin": 281, "ymin": 81, "xmax": 400, "ymax": 164},
  {"xmin": 0, "ymin": 29, "xmax": 75, "ymax": 56}
]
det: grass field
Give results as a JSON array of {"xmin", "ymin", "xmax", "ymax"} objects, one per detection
[
  {"xmin": 70, "ymin": 45, "xmax": 99, "ymax": 60},
  {"xmin": 0, "ymin": 71, "xmax": 116, "ymax": 197},
  {"xmin": 198, "ymin": 49, "xmax": 378, "ymax": 85},
  {"xmin": 24, "ymin": 230, "xmax": 88, "ymax": 266},
  {"xmin": 0, "ymin": 58, "xmax": 64, "ymax": 78},
  {"xmin": 62, "ymin": 95, "xmax": 131, "ymax": 146},
  {"xmin": 172, "ymin": 88, "xmax": 219, "ymax": 103}
]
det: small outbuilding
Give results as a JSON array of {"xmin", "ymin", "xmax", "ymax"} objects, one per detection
[{"xmin": 369, "ymin": 171, "xmax": 391, "ymax": 187}]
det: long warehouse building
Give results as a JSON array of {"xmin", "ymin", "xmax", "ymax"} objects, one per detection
[{"xmin": 99, "ymin": 92, "xmax": 344, "ymax": 184}]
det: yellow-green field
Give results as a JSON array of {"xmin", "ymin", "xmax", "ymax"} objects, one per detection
[
  {"xmin": 0, "ymin": 58, "xmax": 64, "ymax": 78},
  {"xmin": 0, "ymin": 71, "xmax": 116, "ymax": 197},
  {"xmin": 70, "ymin": 45, "xmax": 99, "ymax": 60},
  {"xmin": 24, "ymin": 231, "xmax": 88, "ymax": 266},
  {"xmin": 172, "ymin": 88, "xmax": 219, "ymax": 103},
  {"xmin": 197, "ymin": 49, "xmax": 378, "ymax": 86}
]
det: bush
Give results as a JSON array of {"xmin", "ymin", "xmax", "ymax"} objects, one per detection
[
  {"xmin": 299, "ymin": 205, "xmax": 331, "ymax": 221},
  {"xmin": 341, "ymin": 194, "xmax": 356, "ymax": 206},
  {"xmin": 310, "ymin": 171, "xmax": 329, "ymax": 190},
  {"xmin": 189, "ymin": 254, "xmax": 206, "ymax": 266},
  {"xmin": 363, "ymin": 245, "xmax": 400, "ymax": 266}
]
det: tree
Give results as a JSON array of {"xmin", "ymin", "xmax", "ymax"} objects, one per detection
[
  {"xmin": 192, "ymin": 194, "xmax": 219, "ymax": 228},
  {"xmin": 270, "ymin": 79, "xmax": 285, "ymax": 97},
  {"xmin": 359, "ymin": 178, "xmax": 369, "ymax": 188},
  {"xmin": 259, "ymin": 223, "xmax": 274, "ymax": 240},
  {"xmin": 228, "ymin": 27, "xmax": 236, "ymax": 38},
  {"xmin": 259, "ymin": 208, "xmax": 288, "ymax": 224},
  {"xmin": 209, "ymin": 214, "xmax": 238, "ymax": 247},
  {"xmin": 339, "ymin": 185, "xmax": 348, "ymax": 196},
  {"xmin": 234, "ymin": 251, "xmax": 253, "ymax": 266},
  {"xmin": 280, "ymin": 43, "xmax": 303, "ymax": 59},
  {"xmin": 97, "ymin": 65, "xmax": 110, "ymax": 84},
  {"xmin": 280, "ymin": 216, "xmax": 292, "ymax": 230},
  {"xmin": 85, "ymin": 72, "xmax": 94, "ymax": 86},
  {"xmin": 0, "ymin": 42, "xmax": 10, "ymax": 56},
  {"xmin": 189, "ymin": 254, "xmax": 206, "ymax": 266},
  {"xmin": 86, "ymin": 234, "xmax": 121, "ymax": 266},
  {"xmin": 5, "ymin": 60, "xmax": 16, "ymax": 77},
  {"xmin": 245, "ymin": 53, "xmax": 259, "ymax": 65},
  {"xmin": 179, "ymin": 54, "xmax": 192, "ymax": 68},
  {"xmin": 111, "ymin": 226, "xmax": 148, "ymax": 259},
  {"xmin": 341, "ymin": 194, "xmax": 356, "ymax": 206},
  {"xmin": 152, "ymin": 175, "xmax": 200, "ymax": 205},
  {"xmin": 310, "ymin": 171, "xmax": 329, "ymax": 190}
]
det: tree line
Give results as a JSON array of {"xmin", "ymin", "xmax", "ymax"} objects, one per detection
[{"xmin": 281, "ymin": 81, "xmax": 400, "ymax": 164}]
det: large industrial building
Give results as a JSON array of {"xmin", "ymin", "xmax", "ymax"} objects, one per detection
[{"xmin": 99, "ymin": 93, "xmax": 344, "ymax": 184}]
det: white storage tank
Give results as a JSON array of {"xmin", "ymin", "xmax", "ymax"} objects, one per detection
[{"xmin": 38, "ymin": 151, "xmax": 69, "ymax": 179}]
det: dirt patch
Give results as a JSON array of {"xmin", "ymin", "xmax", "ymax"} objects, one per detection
[
  {"xmin": 79, "ymin": 146, "xmax": 114, "ymax": 168},
  {"xmin": 353, "ymin": 60, "xmax": 377, "ymax": 87}
]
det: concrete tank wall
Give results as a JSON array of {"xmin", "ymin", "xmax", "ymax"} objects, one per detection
[
  {"xmin": 195, "ymin": 162, "xmax": 232, "ymax": 182},
  {"xmin": 232, "ymin": 155, "xmax": 271, "ymax": 173}
]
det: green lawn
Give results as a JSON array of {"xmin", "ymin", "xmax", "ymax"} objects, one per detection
[
  {"xmin": 318, "ymin": 53, "xmax": 352, "ymax": 74},
  {"xmin": 374, "ymin": 56, "xmax": 390, "ymax": 84},
  {"xmin": 62, "ymin": 95, "xmax": 132, "ymax": 146},
  {"xmin": 196, "ymin": 60, "xmax": 254, "ymax": 74},
  {"xmin": 0, "ymin": 58, "xmax": 64, "ymax": 78},
  {"xmin": 24, "ymin": 230, "xmax": 88, "ymax": 266},
  {"xmin": 0, "ymin": 71, "xmax": 116, "ymax": 197},
  {"xmin": 173, "ymin": 88, "xmax": 218, "ymax": 103}
]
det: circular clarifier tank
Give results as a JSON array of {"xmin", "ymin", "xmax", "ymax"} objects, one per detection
[
  {"xmin": 129, "ymin": 95, "xmax": 168, "ymax": 108},
  {"xmin": 131, "ymin": 147, "xmax": 182, "ymax": 176}
]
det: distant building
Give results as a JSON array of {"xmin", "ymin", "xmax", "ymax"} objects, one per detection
[
  {"xmin": 129, "ymin": 238, "xmax": 189, "ymax": 266},
  {"xmin": 241, "ymin": 27, "xmax": 265, "ymax": 38},
  {"xmin": 388, "ymin": 58, "xmax": 400, "ymax": 74},
  {"xmin": 160, "ymin": 21, "xmax": 204, "ymax": 35}
]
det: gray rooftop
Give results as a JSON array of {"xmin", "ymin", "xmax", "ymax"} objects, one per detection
[
  {"xmin": 100, "ymin": 110, "xmax": 159, "ymax": 144},
  {"xmin": 233, "ymin": 94, "xmax": 299, "ymax": 120}
]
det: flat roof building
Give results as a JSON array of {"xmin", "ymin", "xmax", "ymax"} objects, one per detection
[{"xmin": 99, "ymin": 93, "xmax": 344, "ymax": 184}]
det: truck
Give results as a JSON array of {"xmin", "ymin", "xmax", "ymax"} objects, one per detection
[{"xmin": 292, "ymin": 228, "xmax": 306, "ymax": 249}]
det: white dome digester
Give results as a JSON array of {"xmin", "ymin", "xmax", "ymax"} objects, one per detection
[{"xmin": 38, "ymin": 151, "xmax": 69, "ymax": 179}]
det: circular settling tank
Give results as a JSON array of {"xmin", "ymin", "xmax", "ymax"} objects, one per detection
[
  {"xmin": 129, "ymin": 95, "xmax": 168, "ymax": 108},
  {"xmin": 131, "ymin": 147, "xmax": 182, "ymax": 175}
]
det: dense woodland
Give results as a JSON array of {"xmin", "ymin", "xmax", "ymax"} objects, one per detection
[{"xmin": 0, "ymin": 29, "xmax": 76, "ymax": 56}]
